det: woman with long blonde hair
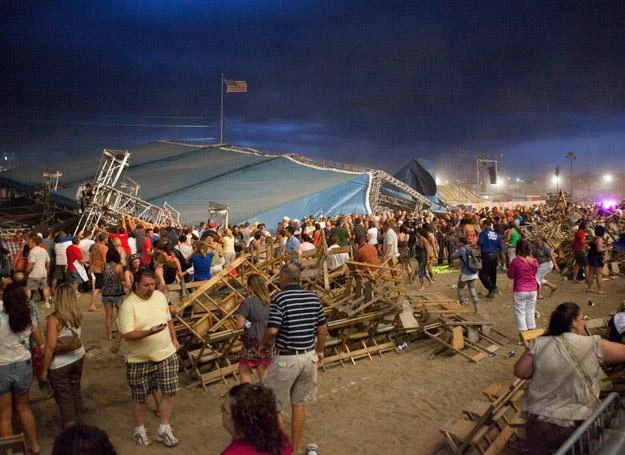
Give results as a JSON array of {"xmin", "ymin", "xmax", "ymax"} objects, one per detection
[
  {"xmin": 42, "ymin": 283, "xmax": 86, "ymax": 430},
  {"xmin": 236, "ymin": 274, "xmax": 272, "ymax": 383},
  {"xmin": 187, "ymin": 241, "xmax": 214, "ymax": 282}
]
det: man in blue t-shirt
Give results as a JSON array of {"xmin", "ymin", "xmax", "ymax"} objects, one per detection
[
  {"xmin": 478, "ymin": 219, "xmax": 505, "ymax": 298},
  {"xmin": 284, "ymin": 227, "xmax": 300, "ymax": 255}
]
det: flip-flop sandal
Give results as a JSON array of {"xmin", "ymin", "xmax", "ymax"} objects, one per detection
[{"xmin": 598, "ymin": 291, "xmax": 607, "ymax": 295}]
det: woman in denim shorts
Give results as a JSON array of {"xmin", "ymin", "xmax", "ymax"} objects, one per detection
[
  {"xmin": 102, "ymin": 248, "xmax": 126, "ymax": 340},
  {"xmin": 0, "ymin": 283, "xmax": 42, "ymax": 454}
]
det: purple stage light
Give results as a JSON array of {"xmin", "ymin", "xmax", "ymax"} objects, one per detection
[{"xmin": 602, "ymin": 199, "xmax": 617, "ymax": 209}]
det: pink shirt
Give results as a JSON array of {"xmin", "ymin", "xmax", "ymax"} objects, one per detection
[
  {"xmin": 221, "ymin": 439, "xmax": 292, "ymax": 455},
  {"xmin": 507, "ymin": 256, "xmax": 539, "ymax": 292}
]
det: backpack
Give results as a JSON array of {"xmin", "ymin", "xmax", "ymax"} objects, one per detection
[{"xmin": 464, "ymin": 247, "xmax": 482, "ymax": 272}]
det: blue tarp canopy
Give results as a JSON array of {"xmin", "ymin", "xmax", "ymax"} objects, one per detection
[
  {"xmin": 393, "ymin": 158, "xmax": 448, "ymax": 213},
  {"xmin": 0, "ymin": 142, "xmax": 373, "ymax": 229}
]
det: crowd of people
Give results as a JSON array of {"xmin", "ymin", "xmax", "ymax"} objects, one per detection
[{"xmin": 0, "ymin": 199, "xmax": 623, "ymax": 453}]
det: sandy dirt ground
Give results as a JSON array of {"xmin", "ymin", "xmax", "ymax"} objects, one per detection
[{"xmin": 28, "ymin": 267, "xmax": 625, "ymax": 454}]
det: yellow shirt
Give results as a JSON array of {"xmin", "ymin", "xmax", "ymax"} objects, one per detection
[{"xmin": 117, "ymin": 290, "xmax": 175, "ymax": 363}]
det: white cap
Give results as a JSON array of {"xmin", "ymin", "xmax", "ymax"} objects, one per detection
[{"xmin": 283, "ymin": 216, "xmax": 290, "ymax": 221}]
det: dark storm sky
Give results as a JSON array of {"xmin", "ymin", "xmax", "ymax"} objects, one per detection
[{"xmin": 2, "ymin": 0, "xmax": 625, "ymax": 180}]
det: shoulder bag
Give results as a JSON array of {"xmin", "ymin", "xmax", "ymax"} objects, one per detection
[{"xmin": 54, "ymin": 326, "xmax": 82, "ymax": 354}]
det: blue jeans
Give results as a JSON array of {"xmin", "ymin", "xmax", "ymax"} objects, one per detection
[
  {"xmin": 457, "ymin": 278, "xmax": 478, "ymax": 312},
  {"xmin": 417, "ymin": 252, "xmax": 428, "ymax": 278},
  {"xmin": 0, "ymin": 360, "xmax": 33, "ymax": 394}
]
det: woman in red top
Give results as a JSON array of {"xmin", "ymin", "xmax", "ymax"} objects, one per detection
[
  {"xmin": 221, "ymin": 384, "xmax": 292, "ymax": 455},
  {"xmin": 311, "ymin": 223, "xmax": 323, "ymax": 247}
]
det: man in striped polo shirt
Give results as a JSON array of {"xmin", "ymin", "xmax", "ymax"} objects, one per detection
[{"xmin": 262, "ymin": 263, "xmax": 328, "ymax": 454}]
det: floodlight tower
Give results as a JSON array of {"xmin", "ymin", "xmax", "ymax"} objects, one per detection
[{"xmin": 565, "ymin": 151, "xmax": 576, "ymax": 198}]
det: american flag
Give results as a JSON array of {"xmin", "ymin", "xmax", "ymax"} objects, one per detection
[{"xmin": 225, "ymin": 79, "xmax": 248, "ymax": 93}]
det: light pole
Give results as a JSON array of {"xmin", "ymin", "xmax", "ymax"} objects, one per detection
[
  {"xmin": 565, "ymin": 152, "xmax": 576, "ymax": 197},
  {"xmin": 554, "ymin": 167, "xmax": 561, "ymax": 194}
]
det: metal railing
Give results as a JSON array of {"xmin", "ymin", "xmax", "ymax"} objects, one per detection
[{"xmin": 556, "ymin": 392, "xmax": 625, "ymax": 455}]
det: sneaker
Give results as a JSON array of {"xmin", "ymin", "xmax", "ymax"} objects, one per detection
[
  {"xmin": 133, "ymin": 426, "xmax": 151, "ymax": 447},
  {"xmin": 306, "ymin": 443, "xmax": 320, "ymax": 455},
  {"xmin": 156, "ymin": 425, "xmax": 179, "ymax": 447},
  {"xmin": 486, "ymin": 291, "xmax": 496, "ymax": 299},
  {"xmin": 43, "ymin": 302, "xmax": 51, "ymax": 309}
]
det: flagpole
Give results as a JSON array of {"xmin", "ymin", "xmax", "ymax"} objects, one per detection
[{"xmin": 219, "ymin": 73, "xmax": 224, "ymax": 144}]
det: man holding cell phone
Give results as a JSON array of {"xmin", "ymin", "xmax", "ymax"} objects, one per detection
[{"xmin": 117, "ymin": 268, "xmax": 180, "ymax": 448}]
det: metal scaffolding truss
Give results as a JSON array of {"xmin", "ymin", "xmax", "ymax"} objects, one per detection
[
  {"xmin": 0, "ymin": 182, "xmax": 77, "ymax": 229},
  {"xmin": 368, "ymin": 170, "xmax": 432, "ymax": 212},
  {"xmin": 0, "ymin": 221, "xmax": 30, "ymax": 237},
  {"xmin": 74, "ymin": 149, "xmax": 180, "ymax": 236}
]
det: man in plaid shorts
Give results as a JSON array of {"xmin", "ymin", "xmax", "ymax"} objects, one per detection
[{"xmin": 118, "ymin": 268, "xmax": 180, "ymax": 447}]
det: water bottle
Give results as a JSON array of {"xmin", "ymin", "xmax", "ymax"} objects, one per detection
[
  {"xmin": 397, "ymin": 342, "xmax": 408, "ymax": 351},
  {"xmin": 244, "ymin": 319, "xmax": 252, "ymax": 329}
]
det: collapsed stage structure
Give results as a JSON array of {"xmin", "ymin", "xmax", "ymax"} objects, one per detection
[{"xmin": 0, "ymin": 142, "xmax": 432, "ymax": 232}]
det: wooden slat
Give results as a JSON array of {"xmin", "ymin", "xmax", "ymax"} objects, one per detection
[
  {"xmin": 484, "ymin": 425, "xmax": 517, "ymax": 455},
  {"xmin": 519, "ymin": 328, "xmax": 545, "ymax": 347}
]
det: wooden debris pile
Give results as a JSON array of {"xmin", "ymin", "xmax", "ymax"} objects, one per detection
[
  {"xmin": 518, "ymin": 193, "xmax": 625, "ymax": 276},
  {"xmin": 170, "ymin": 246, "xmax": 512, "ymax": 389},
  {"xmin": 440, "ymin": 379, "xmax": 526, "ymax": 454},
  {"xmin": 169, "ymin": 251, "xmax": 410, "ymax": 388}
]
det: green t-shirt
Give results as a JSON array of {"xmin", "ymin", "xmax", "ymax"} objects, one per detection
[
  {"xmin": 335, "ymin": 227, "xmax": 350, "ymax": 246},
  {"xmin": 508, "ymin": 229, "xmax": 519, "ymax": 247}
]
